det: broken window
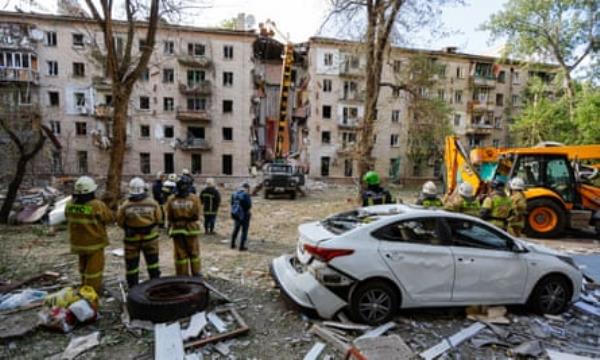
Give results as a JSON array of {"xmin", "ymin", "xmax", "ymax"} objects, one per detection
[
  {"xmin": 75, "ymin": 122, "xmax": 87, "ymax": 136},
  {"xmin": 188, "ymin": 126, "xmax": 205, "ymax": 139},
  {"xmin": 512, "ymin": 71, "xmax": 520, "ymax": 84},
  {"xmin": 163, "ymin": 97, "xmax": 174, "ymax": 111},
  {"xmin": 164, "ymin": 40, "xmax": 174, "ymax": 55},
  {"xmin": 77, "ymin": 151, "xmax": 88, "ymax": 173},
  {"xmin": 437, "ymin": 89, "xmax": 445, "ymax": 101},
  {"xmin": 73, "ymin": 62, "xmax": 85, "ymax": 77},
  {"xmin": 496, "ymin": 93, "xmax": 504, "ymax": 106},
  {"xmin": 187, "ymin": 70, "xmax": 205, "ymax": 86},
  {"xmin": 223, "ymin": 72, "xmax": 233, "ymax": 87},
  {"xmin": 191, "ymin": 154, "xmax": 202, "ymax": 174},
  {"xmin": 223, "ymin": 45, "xmax": 234, "ymax": 59},
  {"xmin": 46, "ymin": 31, "xmax": 57, "ymax": 46},
  {"xmin": 138, "ymin": 39, "xmax": 147, "ymax": 51},
  {"xmin": 222, "ymin": 155, "xmax": 233, "ymax": 175},
  {"xmin": 322, "ymin": 79, "xmax": 332, "ymax": 92},
  {"xmin": 323, "ymin": 53, "xmax": 333, "ymax": 66},
  {"xmin": 341, "ymin": 131, "xmax": 356, "ymax": 147},
  {"xmin": 322, "ymin": 105, "xmax": 331, "ymax": 119},
  {"xmin": 74, "ymin": 92, "xmax": 86, "ymax": 107},
  {"xmin": 164, "ymin": 153, "xmax": 174, "ymax": 174},
  {"xmin": 343, "ymin": 81, "xmax": 358, "ymax": 99},
  {"xmin": 321, "ymin": 131, "xmax": 331, "ymax": 144},
  {"xmin": 140, "ymin": 153, "xmax": 151, "ymax": 174},
  {"xmin": 390, "ymin": 134, "xmax": 400, "ymax": 147},
  {"xmin": 374, "ymin": 218, "xmax": 442, "ymax": 245},
  {"xmin": 512, "ymin": 95, "xmax": 519, "ymax": 106},
  {"xmin": 163, "ymin": 68, "xmax": 174, "ymax": 83},
  {"xmin": 474, "ymin": 63, "xmax": 493, "ymax": 78},
  {"xmin": 320, "ymin": 157, "xmax": 330, "ymax": 177},
  {"xmin": 436, "ymin": 64, "xmax": 447, "ymax": 78},
  {"xmin": 141, "ymin": 68, "xmax": 149, "ymax": 81},
  {"xmin": 188, "ymin": 43, "xmax": 205, "ymax": 56},
  {"xmin": 105, "ymin": 95, "xmax": 113, "ymax": 106},
  {"xmin": 494, "ymin": 116, "xmax": 502, "ymax": 128},
  {"xmin": 140, "ymin": 125, "xmax": 150, "ymax": 138},
  {"xmin": 49, "ymin": 91, "xmax": 59, "ymax": 106},
  {"xmin": 391, "ymin": 110, "xmax": 400, "ymax": 123},
  {"xmin": 139, "ymin": 96, "xmax": 150, "ymax": 110},
  {"xmin": 342, "ymin": 107, "xmax": 358, "ymax": 124},
  {"xmin": 344, "ymin": 159, "xmax": 353, "ymax": 177},
  {"xmin": 456, "ymin": 66, "xmax": 465, "ymax": 79},
  {"xmin": 497, "ymin": 70, "xmax": 506, "ymax": 83},
  {"xmin": 392, "ymin": 87, "xmax": 401, "ymax": 98},
  {"xmin": 222, "ymin": 127, "xmax": 233, "ymax": 141},
  {"xmin": 164, "ymin": 125, "xmax": 174, "ymax": 138},
  {"xmin": 52, "ymin": 150, "xmax": 62, "ymax": 174},
  {"xmin": 50, "ymin": 120, "xmax": 61, "ymax": 134},
  {"xmin": 447, "ymin": 218, "xmax": 509, "ymax": 250},
  {"xmin": 72, "ymin": 33, "xmax": 84, "ymax": 47},
  {"xmin": 454, "ymin": 90, "xmax": 463, "ymax": 104},
  {"xmin": 222, "ymin": 100, "xmax": 233, "ymax": 113},
  {"xmin": 47, "ymin": 60, "xmax": 58, "ymax": 76},
  {"xmin": 187, "ymin": 97, "xmax": 206, "ymax": 111},
  {"xmin": 454, "ymin": 114, "xmax": 461, "ymax": 126}
]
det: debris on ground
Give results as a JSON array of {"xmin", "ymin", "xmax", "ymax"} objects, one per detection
[
  {"xmin": 0, "ymin": 309, "xmax": 40, "ymax": 340},
  {"xmin": 61, "ymin": 331, "xmax": 100, "ymax": 360},
  {"xmin": 466, "ymin": 305, "xmax": 510, "ymax": 324}
]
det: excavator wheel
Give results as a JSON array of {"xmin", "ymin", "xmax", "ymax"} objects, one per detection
[{"xmin": 524, "ymin": 198, "xmax": 566, "ymax": 238}]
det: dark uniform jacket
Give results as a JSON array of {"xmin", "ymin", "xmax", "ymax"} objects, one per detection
[{"xmin": 200, "ymin": 186, "xmax": 221, "ymax": 215}]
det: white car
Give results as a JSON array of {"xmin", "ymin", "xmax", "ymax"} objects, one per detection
[{"xmin": 271, "ymin": 204, "xmax": 582, "ymax": 324}]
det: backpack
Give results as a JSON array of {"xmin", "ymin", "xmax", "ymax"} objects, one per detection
[{"xmin": 231, "ymin": 191, "xmax": 245, "ymax": 221}]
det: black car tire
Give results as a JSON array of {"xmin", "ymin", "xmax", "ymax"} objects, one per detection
[
  {"xmin": 527, "ymin": 275, "xmax": 571, "ymax": 315},
  {"xmin": 127, "ymin": 276, "xmax": 210, "ymax": 323},
  {"xmin": 349, "ymin": 280, "xmax": 399, "ymax": 325}
]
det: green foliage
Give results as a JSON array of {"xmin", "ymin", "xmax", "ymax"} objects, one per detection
[
  {"xmin": 219, "ymin": 17, "xmax": 237, "ymax": 29},
  {"xmin": 572, "ymin": 85, "xmax": 600, "ymax": 144}
]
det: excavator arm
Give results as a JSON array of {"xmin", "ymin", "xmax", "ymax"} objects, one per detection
[{"xmin": 444, "ymin": 136, "xmax": 482, "ymax": 197}]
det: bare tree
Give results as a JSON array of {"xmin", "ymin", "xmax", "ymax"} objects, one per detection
[{"xmin": 322, "ymin": 0, "xmax": 458, "ymax": 190}]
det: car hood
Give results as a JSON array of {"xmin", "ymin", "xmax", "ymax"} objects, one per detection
[{"xmin": 516, "ymin": 238, "xmax": 563, "ymax": 257}]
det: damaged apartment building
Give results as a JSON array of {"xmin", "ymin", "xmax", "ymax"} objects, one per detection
[{"xmin": 0, "ymin": 10, "xmax": 555, "ymax": 184}]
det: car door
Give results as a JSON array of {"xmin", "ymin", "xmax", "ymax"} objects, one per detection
[
  {"xmin": 375, "ymin": 217, "xmax": 454, "ymax": 303},
  {"xmin": 444, "ymin": 217, "xmax": 528, "ymax": 302}
]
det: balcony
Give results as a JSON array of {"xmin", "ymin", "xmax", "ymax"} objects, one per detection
[
  {"xmin": 92, "ymin": 76, "xmax": 112, "ymax": 90},
  {"xmin": 467, "ymin": 100, "xmax": 495, "ymax": 112},
  {"xmin": 0, "ymin": 68, "xmax": 39, "ymax": 84},
  {"xmin": 337, "ymin": 144, "xmax": 357, "ymax": 155},
  {"xmin": 339, "ymin": 92, "xmax": 364, "ymax": 103},
  {"xmin": 179, "ymin": 81, "xmax": 212, "ymax": 96},
  {"xmin": 339, "ymin": 64, "xmax": 364, "ymax": 78},
  {"xmin": 466, "ymin": 123, "xmax": 494, "ymax": 135},
  {"xmin": 176, "ymin": 108, "xmax": 211, "ymax": 122},
  {"xmin": 179, "ymin": 138, "xmax": 211, "ymax": 151},
  {"xmin": 338, "ymin": 118, "xmax": 360, "ymax": 129},
  {"xmin": 471, "ymin": 76, "xmax": 496, "ymax": 88},
  {"xmin": 94, "ymin": 105, "xmax": 114, "ymax": 119},
  {"xmin": 177, "ymin": 55, "xmax": 212, "ymax": 69}
]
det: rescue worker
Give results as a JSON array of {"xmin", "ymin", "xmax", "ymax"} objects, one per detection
[
  {"xmin": 481, "ymin": 179, "xmax": 512, "ymax": 230},
  {"xmin": 507, "ymin": 177, "xmax": 527, "ymax": 237},
  {"xmin": 65, "ymin": 176, "xmax": 113, "ymax": 293},
  {"xmin": 152, "ymin": 172, "xmax": 166, "ymax": 227},
  {"xmin": 162, "ymin": 173, "xmax": 178, "ymax": 201},
  {"xmin": 181, "ymin": 168, "xmax": 197, "ymax": 194},
  {"xmin": 199, "ymin": 178, "xmax": 221, "ymax": 234},
  {"xmin": 416, "ymin": 181, "xmax": 443, "ymax": 208},
  {"xmin": 116, "ymin": 178, "xmax": 162, "ymax": 288},
  {"xmin": 361, "ymin": 171, "xmax": 393, "ymax": 206},
  {"xmin": 231, "ymin": 183, "xmax": 252, "ymax": 251},
  {"xmin": 443, "ymin": 182, "xmax": 480, "ymax": 217},
  {"xmin": 166, "ymin": 176, "xmax": 202, "ymax": 276}
]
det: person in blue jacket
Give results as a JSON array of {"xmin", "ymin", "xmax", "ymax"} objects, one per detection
[{"xmin": 230, "ymin": 183, "xmax": 252, "ymax": 251}]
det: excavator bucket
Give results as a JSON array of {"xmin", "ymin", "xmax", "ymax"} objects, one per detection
[{"xmin": 444, "ymin": 136, "xmax": 482, "ymax": 197}]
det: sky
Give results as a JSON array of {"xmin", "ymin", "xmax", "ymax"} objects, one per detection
[{"xmin": 5, "ymin": 0, "xmax": 508, "ymax": 56}]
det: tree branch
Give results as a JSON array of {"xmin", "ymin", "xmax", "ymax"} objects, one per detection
[
  {"xmin": 119, "ymin": 0, "xmax": 136, "ymax": 79},
  {"xmin": 0, "ymin": 118, "xmax": 24, "ymax": 154}
]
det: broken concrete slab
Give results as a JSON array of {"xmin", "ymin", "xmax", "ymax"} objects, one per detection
[
  {"xmin": 206, "ymin": 312, "xmax": 227, "ymax": 333},
  {"xmin": 419, "ymin": 322, "xmax": 486, "ymax": 360},
  {"xmin": 61, "ymin": 331, "xmax": 100, "ymax": 360},
  {"xmin": 182, "ymin": 312, "xmax": 207, "ymax": 341},
  {"xmin": 574, "ymin": 301, "xmax": 600, "ymax": 317},
  {"xmin": 155, "ymin": 323, "xmax": 184, "ymax": 360},
  {"xmin": 354, "ymin": 334, "xmax": 414, "ymax": 360},
  {"xmin": 0, "ymin": 310, "xmax": 40, "ymax": 340},
  {"xmin": 303, "ymin": 342, "xmax": 326, "ymax": 360},
  {"xmin": 510, "ymin": 340, "xmax": 544, "ymax": 358},
  {"xmin": 355, "ymin": 321, "xmax": 396, "ymax": 341},
  {"xmin": 213, "ymin": 340, "xmax": 234, "ymax": 356},
  {"xmin": 546, "ymin": 349, "xmax": 594, "ymax": 360}
]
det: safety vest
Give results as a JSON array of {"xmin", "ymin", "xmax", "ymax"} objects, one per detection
[
  {"xmin": 422, "ymin": 198, "xmax": 443, "ymax": 208},
  {"xmin": 491, "ymin": 194, "xmax": 512, "ymax": 220},
  {"xmin": 117, "ymin": 197, "xmax": 161, "ymax": 241},
  {"xmin": 65, "ymin": 199, "xmax": 113, "ymax": 254},
  {"xmin": 461, "ymin": 199, "xmax": 481, "ymax": 217},
  {"xmin": 166, "ymin": 194, "xmax": 201, "ymax": 236},
  {"xmin": 508, "ymin": 191, "xmax": 527, "ymax": 227}
]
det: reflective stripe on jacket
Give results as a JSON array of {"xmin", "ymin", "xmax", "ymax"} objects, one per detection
[{"xmin": 66, "ymin": 199, "xmax": 113, "ymax": 254}]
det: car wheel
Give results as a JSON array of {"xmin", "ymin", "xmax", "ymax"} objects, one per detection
[
  {"xmin": 290, "ymin": 191, "xmax": 296, "ymax": 200},
  {"xmin": 527, "ymin": 275, "xmax": 571, "ymax": 315},
  {"xmin": 350, "ymin": 280, "xmax": 399, "ymax": 325},
  {"xmin": 127, "ymin": 276, "xmax": 210, "ymax": 323},
  {"xmin": 524, "ymin": 199, "xmax": 566, "ymax": 238}
]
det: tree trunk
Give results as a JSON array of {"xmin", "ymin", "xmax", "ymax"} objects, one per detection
[
  {"xmin": 562, "ymin": 68, "xmax": 575, "ymax": 121},
  {"xmin": 0, "ymin": 157, "xmax": 31, "ymax": 224},
  {"xmin": 102, "ymin": 91, "xmax": 130, "ymax": 208}
]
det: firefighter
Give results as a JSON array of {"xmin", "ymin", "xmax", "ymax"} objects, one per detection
[
  {"xmin": 199, "ymin": 178, "xmax": 221, "ymax": 234},
  {"xmin": 152, "ymin": 172, "xmax": 166, "ymax": 227},
  {"xmin": 481, "ymin": 179, "xmax": 512, "ymax": 230},
  {"xmin": 162, "ymin": 173, "xmax": 178, "ymax": 200},
  {"xmin": 508, "ymin": 177, "xmax": 527, "ymax": 237},
  {"xmin": 116, "ymin": 178, "xmax": 162, "ymax": 288},
  {"xmin": 416, "ymin": 181, "xmax": 443, "ymax": 208},
  {"xmin": 166, "ymin": 176, "xmax": 202, "ymax": 276},
  {"xmin": 65, "ymin": 176, "xmax": 113, "ymax": 293},
  {"xmin": 181, "ymin": 168, "xmax": 197, "ymax": 194},
  {"xmin": 443, "ymin": 182, "xmax": 480, "ymax": 217},
  {"xmin": 361, "ymin": 171, "xmax": 393, "ymax": 206}
]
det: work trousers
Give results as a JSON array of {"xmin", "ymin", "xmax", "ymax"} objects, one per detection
[
  {"xmin": 124, "ymin": 239, "xmax": 160, "ymax": 288},
  {"xmin": 78, "ymin": 250, "xmax": 104, "ymax": 294},
  {"xmin": 204, "ymin": 214, "xmax": 216, "ymax": 233},
  {"xmin": 508, "ymin": 224, "xmax": 524, "ymax": 237},
  {"xmin": 231, "ymin": 218, "xmax": 250, "ymax": 250},
  {"xmin": 173, "ymin": 235, "xmax": 201, "ymax": 276}
]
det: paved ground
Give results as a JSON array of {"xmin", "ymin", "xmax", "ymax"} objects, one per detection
[{"xmin": 0, "ymin": 184, "xmax": 599, "ymax": 359}]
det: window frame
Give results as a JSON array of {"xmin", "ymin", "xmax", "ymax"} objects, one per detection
[
  {"xmin": 372, "ymin": 217, "xmax": 448, "ymax": 246},
  {"xmin": 441, "ymin": 217, "xmax": 514, "ymax": 252}
]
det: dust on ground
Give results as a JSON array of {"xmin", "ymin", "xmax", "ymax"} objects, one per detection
[{"xmin": 0, "ymin": 185, "xmax": 598, "ymax": 359}]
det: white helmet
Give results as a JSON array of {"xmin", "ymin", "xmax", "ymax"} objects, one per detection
[
  {"xmin": 509, "ymin": 177, "xmax": 525, "ymax": 190},
  {"xmin": 206, "ymin": 177, "xmax": 215, "ymax": 186},
  {"xmin": 182, "ymin": 168, "xmax": 190, "ymax": 176},
  {"xmin": 458, "ymin": 182, "xmax": 474, "ymax": 198},
  {"xmin": 422, "ymin": 181, "xmax": 437, "ymax": 196},
  {"xmin": 156, "ymin": 171, "xmax": 164, "ymax": 180},
  {"xmin": 128, "ymin": 177, "xmax": 146, "ymax": 196},
  {"xmin": 168, "ymin": 173, "xmax": 178, "ymax": 182},
  {"xmin": 74, "ymin": 176, "xmax": 98, "ymax": 195}
]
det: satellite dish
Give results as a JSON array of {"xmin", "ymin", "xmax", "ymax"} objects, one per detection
[
  {"xmin": 245, "ymin": 15, "xmax": 256, "ymax": 30},
  {"xmin": 30, "ymin": 29, "xmax": 44, "ymax": 41}
]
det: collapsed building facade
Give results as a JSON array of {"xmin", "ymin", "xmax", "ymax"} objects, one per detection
[{"xmin": 0, "ymin": 11, "xmax": 555, "ymax": 185}]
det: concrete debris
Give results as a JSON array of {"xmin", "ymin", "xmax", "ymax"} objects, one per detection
[
  {"xmin": 206, "ymin": 312, "xmax": 227, "ymax": 333},
  {"xmin": 466, "ymin": 306, "xmax": 510, "ymax": 324},
  {"xmin": 213, "ymin": 340, "xmax": 234, "ymax": 356},
  {"xmin": 111, "ymin": 248, "xmax": 125, "ymax": 257},
  {"xmin": 182, "ymin": 312, "xmax": 207, "ymax": 341},
  {"xmin": 470, "ymin": 336, "xmax": 510, "ymax": 349},
  {"xmin": 322, "ymin": 321, "xmax": 371, "ymax": 332},
  {"xmin": 574, "ymin": 301, "xmax": 600, "ymax": 317},
  {"xmin": 303, "ymin": 342, "xmax": 326, "ymax": 360},
  {"xmin": 0, "ymin": 310, "xmax": 40, "ymax": 340},
  {"xmin": 155, "ymin": 323, "xmax": 185, "ymax": 360},
  {"xmin": 546, "ymin": 349, "xmax": 593, "ymax": 360},
  {"xmin": 61, "ymin": 331, "xmax": 100, "ymax": 360},
  {"xmin": 510, "ymin": 340, "xmax": 544, "ymax": 357},
  {"xmin": 419, "ymin": 322, "xmax": 486, "ymax": 360},
  {"xmin": 355, "ymin": 321, "xmax": 396, "ymax": 340},
  {"xmin": 354, "ymin": 334, "xmax": 414, "ymax": 360}
]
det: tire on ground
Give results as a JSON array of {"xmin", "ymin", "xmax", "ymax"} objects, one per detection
[
  {"xmin": 349, "ymin": 280, "xmax": 399, "ymax": 325},
  {"xmin": 527, "ymin": 274, "xmax": 571, "ymax": 315},
  {"xmin": 127, "ymin": 276, "xmax": 210, "ymax": 323},
  {"xmin": 524, "ymin": 198, "xmax": 566, "ymax": 238}
]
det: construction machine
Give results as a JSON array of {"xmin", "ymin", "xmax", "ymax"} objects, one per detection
[{"xmin": 444, "ymin": 136, "xmax": 600, "ymax": 238}]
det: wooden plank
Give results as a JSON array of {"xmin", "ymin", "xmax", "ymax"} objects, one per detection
[
  {"xmin": 310, "ymin": 324, "xmax": 351, "ymax": 354},
  {"xmin": 355, "ymin": 321, "xmax": 396, "ymax": 341},
  {"xmin": 182, "ymin": 312, "xmax": 207, "ymax": 341},
  {"xmin": 323, "ymin": 321, "xmax": 371, "ymax": 332},
  {"xmin": 155, "ymin": 323, "xmax": 184, "ymax": 360},
  {"xmin": 303, "ymin": 342, "xmax": 326, "ymax": 360}
]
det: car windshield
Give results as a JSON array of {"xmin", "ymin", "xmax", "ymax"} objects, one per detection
[
  {"xmin": 321, "ymin": 208, "xmax": 404, "ymax": 234},
  {"xmin": 268, "ymin": 165, "xmax": 292, "ymax": 174}
]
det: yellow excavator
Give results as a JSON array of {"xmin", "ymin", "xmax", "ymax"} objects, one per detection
[{"xmin": 444, "ymin": 136, "xmax": 600, "ymax": 238}]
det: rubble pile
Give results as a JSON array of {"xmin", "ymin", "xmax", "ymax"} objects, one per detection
[{"xmin": 0, "ymin": 185, "xmax": 68, "ymax": 225}]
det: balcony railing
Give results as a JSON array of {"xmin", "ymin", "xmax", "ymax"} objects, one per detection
[
  {"xmin": 339, "ymin": 64, "xmax": 364, "ymax": 77},
  {"xmin": 471, "ymin": 76, "xmax": 496, "ymax": 87},
  {"xmin": 0, "ymin": 68, "xmax": 39, "ymax": 84},
  {"xmin": 337, "ymin": 144, "xmax": 357, "ymax": 155},
  {"xmin": 94, "ymin": 105, "xmax": 114, "ymax": 118},
  {"xmin": 338, "ymin": 118, "xmax": 360, "ymax": 129},
  {"xmin": 176, "ymin": 108, "xmax": 211, "ymax": 122},
  {"xmin": 339, "ymin": 92, "xmax": 365, "ymax": 102},
  {"xmin": 179, "ymin": 81, "xmax": 212, "ymax": 96},
  {"xmin": 179, "ymin": 138, "xmax": 211, "ymax": 151},
  {"xmin": 466, "ymin": 124, "xmax": 494, "ymax": 135},
  {"xmin": 177, "ymin": 55, "xmax": 213, "ymax": 69},
  {"xmin": 468, "ymin": 100, "xmax": 495, "ymax": 112}
]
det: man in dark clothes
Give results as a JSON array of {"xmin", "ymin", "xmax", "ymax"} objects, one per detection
[
  {"xmin": 199, "ymin": 178, "xmax": 221, "ymax": 234},
  {"xmin": 152, "ymin": 172, "xmax": 166, "ymax": 227},
  {"xmin": 230, "ymin": 183, "xmax": 252, "ymax": 251}
]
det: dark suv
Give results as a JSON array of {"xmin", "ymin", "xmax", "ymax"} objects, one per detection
[{"xmin": 263, "ymin": 163, "xmax": 304, "ymax": 199}]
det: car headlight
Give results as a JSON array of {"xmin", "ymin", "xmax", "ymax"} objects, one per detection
[{"xmin": 556, "ymin": 255, "xmax": 580, "ymax": 270}]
